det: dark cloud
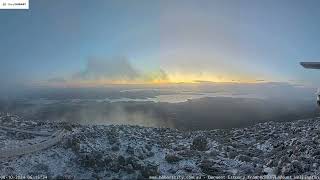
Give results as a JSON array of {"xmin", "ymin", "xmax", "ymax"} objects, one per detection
[
  {"xmin": 72, "ymin": 57, "xmax": 140, "ymax": 81},
  {"xmin": 68, "ymin": 56, "xmax": 170, "ymax": 84}
]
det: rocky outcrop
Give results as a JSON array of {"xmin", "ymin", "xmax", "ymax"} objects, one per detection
[{"xmin": 2, "ymin": 113, "xmax": 320, "ymax": 178}]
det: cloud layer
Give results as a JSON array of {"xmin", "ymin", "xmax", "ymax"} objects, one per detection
[
  {"xmin": 48, "ymin": 57, "xmax": 170, "ymax": 86},
  {"xmin": 72, "ymin": 57, "xmax": 140, "ymax": 82}
]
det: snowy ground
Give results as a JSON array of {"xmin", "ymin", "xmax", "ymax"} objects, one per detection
[{"xmin": 1, "ymin": 112, "xmax": 320, "ymax": 179}]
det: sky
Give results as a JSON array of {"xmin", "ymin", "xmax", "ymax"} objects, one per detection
[{"xmin": 1, "ymin": 0, "xmax": 320, "ymax": 88}]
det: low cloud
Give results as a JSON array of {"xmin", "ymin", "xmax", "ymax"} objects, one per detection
[
  {"xmin": 48, "ymin": 77, "xmax": 67, "ymax": 83},
  {"xmin": 193, "ymin": 80, "xmax": 215, "ymax": 83},
  {"xmin": 142, "ymin": 69, "xmax": 169, "ymax": 83},
  {"xmin": 48, "ymin": 57, "xmax": 169, "ymax": 86},
  {"xmin": 77, "ymin": 105, "xmax": 173, "ymax": 128},
  {"xmin": 72, "ymin": 57, "xmax": 140, "ymax": 81}
]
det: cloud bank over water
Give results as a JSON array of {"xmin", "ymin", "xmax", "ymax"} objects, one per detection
[{"xmin": 48, "ymin": 57, "xmax": 169, "ymax": 86}]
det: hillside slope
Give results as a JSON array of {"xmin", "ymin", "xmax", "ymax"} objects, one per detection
[{"xmin": 1, "ymin": 113, "xmax": 320, "ymax": 179}]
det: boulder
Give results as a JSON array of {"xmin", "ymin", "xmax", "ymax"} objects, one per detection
[
  {"xmin": 165, "ymin": 153, "xmax": 182, "ymax": 163},
  {"xmin": 78, "ymin": 151, "xmax": 105, "ymax": 169},
  {"xmin": 111, "ymin": 145, "xmax": 120, "ymax": 151},
  {"xmin": 191, "ymin": 136, "xmax": 208, "ymax": 151},
  {"xmin": 227, "ymin": 151, "xmax": 238, "ymax": 159},
  {"xmin": 199, "ymin": 160, "xmax": 224, "ymax": 175},
  {"xmin": 235, "ymin": 154, "xmax": 252, "ymax": 162},
  {"xmin": 64, "ymin": 136, "xmax": 81, "ymax": 153},
  {"xmin": 281, "ymin": 160, "xmax": 304, "ymax": 175},
  {"xmin": 126, "ymin": 146, "xmax": 135, "ymax": 155},
  {"xmin": 141, "ymin": 163, "xmax": 159, "ymax": 178},
  {"xmin": 117, "ymin": 155, "xmax": 126, "ymax": 166},
  {"xmin": 126, "ymin": 156, "xmax": 144, "ymax": 170}
]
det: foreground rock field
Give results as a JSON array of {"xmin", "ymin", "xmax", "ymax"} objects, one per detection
[{"xmin": 1, "ymin": 113, "xmax": 320, "ymax": 179}]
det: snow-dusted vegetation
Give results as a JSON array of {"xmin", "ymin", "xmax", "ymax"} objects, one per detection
[{"xmin": 1, "ymin": 113, "xmax": 320, "ymax": 179}]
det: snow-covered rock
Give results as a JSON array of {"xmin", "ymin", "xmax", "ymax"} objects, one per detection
[{"xmin": 1, "ymin": 113, "xmax": 320, "ymax": 178}]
